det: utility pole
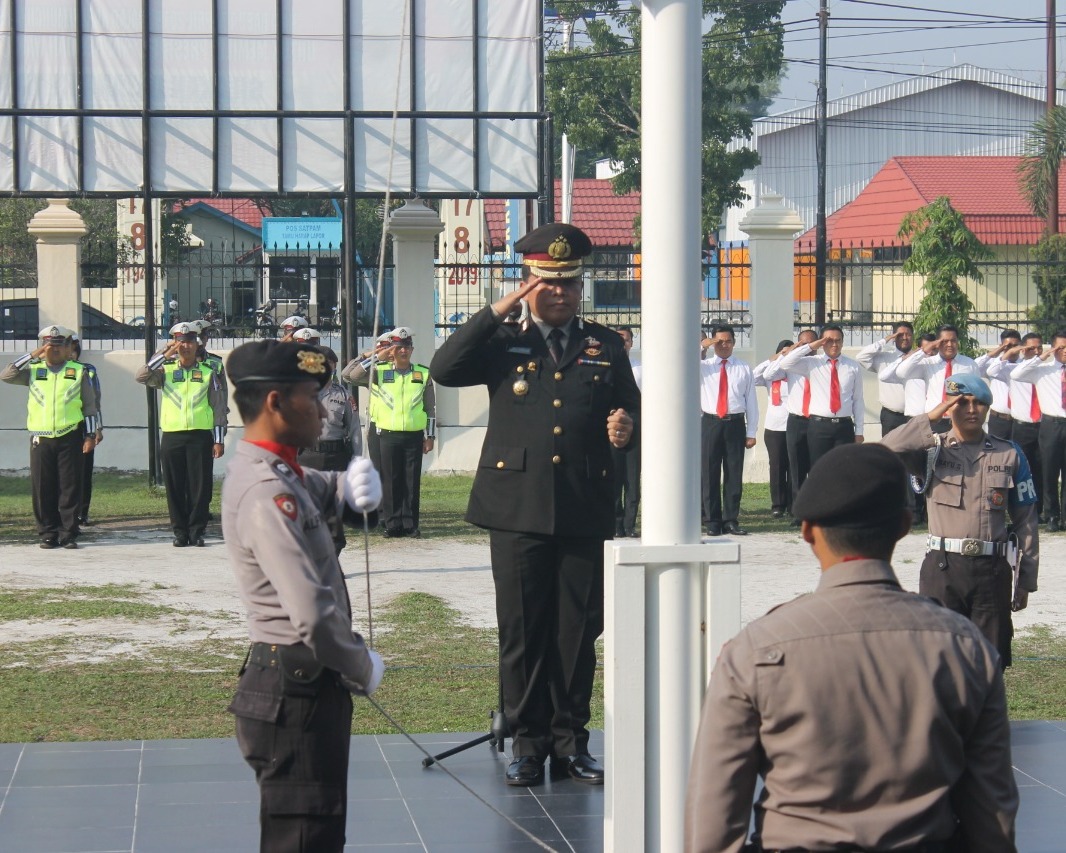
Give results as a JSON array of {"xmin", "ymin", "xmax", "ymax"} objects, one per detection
[
  {"xmin": 1048, "ymin": 0, "xmax": 1058, "ymax": 236},
  {"xmin": 815, "ymin": 0, "xmax": 829, "ymax": 326},
  {"xmin": 560, "ymin": 15, "xmax": 577, "ymax": 223}
]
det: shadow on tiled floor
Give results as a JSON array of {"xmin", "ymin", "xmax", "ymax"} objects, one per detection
[{"xmin": 0, "ymin": 724, "xmax": 1062, "ymax": 852}]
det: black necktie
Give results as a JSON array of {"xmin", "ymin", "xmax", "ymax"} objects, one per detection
[{"xmin": 549, "ymin": 328, "xmax": 564, "ymax": 364}]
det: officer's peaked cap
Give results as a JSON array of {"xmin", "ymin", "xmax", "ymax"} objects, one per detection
[
  {"xmin": 281, "ymin": 315, "xmax": 309, "ymax": 329},
  {"xmin": 38, "ymin": 325, "xmax": 75, "ymax": 344},
  {"xmin": 385, "ymin": 326, "xmax": 413, "ymax": 344},
  {"xmin": 169, "ymin": 322, "xmax": 199, "ymax": 341},
  {"xmin": 515, "ymin": 223, "xmax": 592, "ymax": 279},
  {"xmin": 944, "ymin": 373, "xmax": 992, "ymax": 405},
  {"xmin": 292, "ymin": 327, "xmax": 322, "ymax": 342},
  {"xmin": 793, "ymin": 443, "xmax": 908, "ymax": 529},
  {"xmin": 227, "ymin": 340, "xmax": 331, "ymax": 389}
]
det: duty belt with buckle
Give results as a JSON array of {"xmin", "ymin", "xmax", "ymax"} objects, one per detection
[{"xmin": 927, "ymin": 535, "xmax": 1008, "ymax": 557}]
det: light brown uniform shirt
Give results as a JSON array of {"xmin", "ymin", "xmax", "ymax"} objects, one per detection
[
  {"xmin": 881, "ymin": 415, "xmax": 1039, "ymax": 591},
  {"xmin": 684, "ymin": 559, "xmax": 1017, "ymax": 853},
  {"xmin": 222, "ymin": 441, "xmax": 374, "ymax": 687}
]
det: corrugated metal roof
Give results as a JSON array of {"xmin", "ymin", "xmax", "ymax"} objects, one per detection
[
  {"xmin": 795, "ymin": 156, "xmax": 1066, "ymax": 247},
  {"xmin": 485, "ymin": 179, "xmax": 639, "ymax": 250}
]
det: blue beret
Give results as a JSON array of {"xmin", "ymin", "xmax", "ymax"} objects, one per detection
[{"xmin": 944, "ymin": 373, "xmax": 991, "ymax": 405}]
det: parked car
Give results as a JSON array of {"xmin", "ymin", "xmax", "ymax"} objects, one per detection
[{"xmin": 0, "ymin": 299, "xmax": 145, "ymax": 340}]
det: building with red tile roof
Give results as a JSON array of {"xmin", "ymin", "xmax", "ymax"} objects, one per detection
[
  {"xmin": 484, "ymin": 178, "xmax": 639, "ymax": 252},
  {"xmin": 796, "ymin": 156, "xmax": 1066, "ymax": 249}
]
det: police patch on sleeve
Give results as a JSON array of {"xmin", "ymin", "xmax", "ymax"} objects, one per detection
[
  {"xmin": 1009, "ymin": 441, "xmax": 1038, "ymax": 507},
  {"xmin": 274, "ymin": 494, "xmax": 298, "ymax": 520}
]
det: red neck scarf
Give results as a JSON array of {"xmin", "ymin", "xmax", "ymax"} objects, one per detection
[{"xmin": 245, "ymin": 440, "xmax": 304, "ymax": 479}]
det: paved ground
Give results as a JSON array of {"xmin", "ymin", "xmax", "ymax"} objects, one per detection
[{"xmin": 1, "ymin": 524, "xmax": 1064, "ymax": 656}]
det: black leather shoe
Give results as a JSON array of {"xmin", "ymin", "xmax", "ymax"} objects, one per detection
[
  {"xmin": 194, "ymin": 537, "xmax": 206, "ymax": 547},
  {"xmin": 551, "ymin": 754, "xmax": 604, "ymax": 785},
  {"xmin": 706, "ymin": 522, "xmax": 723, "ymax": 536},
  {"xmin": 615, "ymin": 522, "xmax": 626, "ymax": 538},
  {"xmin": 40, "ymin": 538, "xmax": 59, "ymax": 550},
  {"xmin": 771, "ymin": 509, "xmax": 784, "ymax": 518},
  {"xmin": 173, "ymin": 536, "xmax": 189, "ymax": 548},
  {"xmin": 504, "ymin": 756, "xmax": 545, "ymax": 787},
  {"xmin": 624, "ymin": 528, "xmax": 636, "ymax": 538},
  {"xmin": 60, "ymin": 539, "xmax": 79, "ymax": 550},
  {"xmin": 723, "ymin": 521, "xmax": 748, "ymax": 536},
  {"xmin": 1048, "ymin": 517, "xmax": 1061, "ymax": 533}
]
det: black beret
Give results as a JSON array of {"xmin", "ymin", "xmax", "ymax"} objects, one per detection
[
  {"xmin": 792, "ymin": 443, "xmax": 908, "ymax": 528},
  {"xmin": 317, "ymin": 345, "xmax": 339, "ymax": 364},
  {"xmin": 515, "ymin": 223, "xmax": 593, "ymax": 279},
  {"xmin": 227, "ymin": 341, "xmax": 330, "ymax": 389}
]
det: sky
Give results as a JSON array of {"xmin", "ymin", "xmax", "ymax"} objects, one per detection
[{"xmin": 772, "ymin": 0, "xmax": 1063, "ymax": 113}]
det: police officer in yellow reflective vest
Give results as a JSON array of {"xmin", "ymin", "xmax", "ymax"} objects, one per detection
[
  {"xmin": 137, "ymin": 322, "xmax": 228, "ymax": 547},
  {"xmin": 345, "ymin": 327, "xmax": 435, "ymax": 537},
  {"xmin": 1, "ymin": 325, "xmax": 99, "ymax": 549}
]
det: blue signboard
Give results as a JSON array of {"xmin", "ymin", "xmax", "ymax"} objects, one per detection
[{"xmin": 262, "ymin": 217, "xmax": 342, "ymax": 251}]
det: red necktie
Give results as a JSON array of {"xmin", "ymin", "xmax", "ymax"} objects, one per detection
[
  {"xmin": 802, "ymin": 377, "xmax": 811, "ymax": 417},
  {"xmin": 942, "ymin": 359, "xmax": 953, "ymax": 402},
  {"xmin": 716, "ymin": 359, "xmax": 729, "ymax": 417},
  {"xmin": 1031, "ymin": 385, "xmax": 1041, "ymax": 422},
  {"xmin": 829, "ymin": 359, "xmax": 841, "ymax": 414},
  {"xmin": 1061, "ymin": 365, "xmax": 1066, "ymax": 412},
  {"xmin": 771, "ymin": 379, "xmax": 782, "ymax": 406}
]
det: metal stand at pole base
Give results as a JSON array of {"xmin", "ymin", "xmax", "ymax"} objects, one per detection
[{"xmin": 421, "ymin": 709, "xmax": 509, "ymax": 768}]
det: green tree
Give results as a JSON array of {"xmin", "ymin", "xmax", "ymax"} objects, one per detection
[
  {"xmin": 898, "ymin": 196, "xmax": 992, "ymax": 356},
  {"xmin": 1029, "ymin": 235, "xmax": 1066, "ymax": 339},
  {"xmin": 544, "ymin": 1, "xmax": 785, "ymax": 237}
]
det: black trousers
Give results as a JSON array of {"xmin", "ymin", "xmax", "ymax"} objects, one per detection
[
  {"xmin": 806, "ymin": 416, "xmax": 855, "ymax": 467},
  {"xmin": 30, "ymin": 430, "xmax": 84, "ymax": 543},
  {"xmin": 612, "ymin": 444, "xmax": 641, "ymax": 533},
  {"xmin": 920, "ymin": 551, "xmax": 1014, "ymax": 667},
  {"xmin": 701, "ymin": 414, "xmax": 746, "ymax": 524},
  {"xmin": 879, "ymin": 407, "xmax": 908, "ymax": 437},
  {"xmin": 785, "ymin": 414, "xmax": 811, "ymax": 507},
  {"xmin": 79, "ymin": 428, "xmax": 95, "ymax": 521},
  {"xmin": 1012, "ymin": 420, "xmax": 1043, "ymax": 518},
  {"xmin": 160, "ymin": 430, "xmax": 214, "ymax": 541},
  {"xmin": 488, "ymin": 530, "xmax": 603, "ymax": 760},
  {"xmin": 378, "ymin": 429, "xmax": 424, "ymax": 533},
  {"xmin": 764, "ymin": 429, "xmax": 790, "ymax": 513},
  {"xmin": 987, "ymin": 410, "xmax": 1014, "ymax": 441},
  {"xmin": 366, "ymin": 420, "xmax": 381, "ymax": 471},
  {"xmin": 230, "ymin": 663, "xmax": 352, "ymax": 853},
  {"xmin": 1038, "ymin": 417, "xmax": 1066, "ymax": 519},
  {"xmin": 299, "ymin": 446, "xmax": 353, "ymax": 553}
]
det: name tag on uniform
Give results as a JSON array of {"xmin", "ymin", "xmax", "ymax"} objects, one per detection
[
  {"xmin": 382, "ymin": 370, "xmax": 396, "ymax": 383},
  {"xmin": 507, "ymin": 346, "xmax": 532, "ymax": 355},
  {"xmin": 412, "ymin": 371, "xmax": 424, "ymax": 383},
  {"xmin": 191, "ymin": 370, "xmax": 203, "ymax": 382},
  {"xmin": 64, "ymin": 367, "xmax": 77, "ymax": 379}
]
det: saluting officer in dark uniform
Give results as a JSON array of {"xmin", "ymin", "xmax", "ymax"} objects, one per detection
[
  {"xmin": 223, "ymin": 340, "xmax": 384, "ymax": 853},
  {"xmin": 298, "ymin": 346, "xmax": 362, "ymax": 553},
  {"xmin": 1, "ymin": 325, "xmax": 99, "ymax": 548},
  {"xmin": 431, "ymin": 223, "xmax": 640, "ymax": 788}
]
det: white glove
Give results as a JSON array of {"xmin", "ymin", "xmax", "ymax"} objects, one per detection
[
  {"xmin": 344, "ymin": 456, "xmax": 382, "ymax": 512},
  {"xmin": 345, "ymin": 649, "xmax": 384, "ymax": 696}
]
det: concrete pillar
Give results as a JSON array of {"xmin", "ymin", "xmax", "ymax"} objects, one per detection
[
  {"xmin": 386, "ymin": 199, "xmax": 445, "ymax": 360},
  {"xmin": 28, "ymin": 199, "xmax": 88, "ymax": 335},
  {"xmin": 739, "ymin": 194, "xmax": 805, "ymax": 357}
]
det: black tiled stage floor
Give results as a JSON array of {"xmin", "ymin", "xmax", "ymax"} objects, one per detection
[{"xmin": 0, "ymin": 724, "xmax": 1063, "ymax": 852}]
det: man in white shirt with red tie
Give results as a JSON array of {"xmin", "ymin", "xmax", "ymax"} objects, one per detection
[
  {"xmin": 774, "ymin": 324, "xmax": 864, "ymax": 467},
  {"xmin": 1005, "ymin": 331, "xmax": 1066, "ymax": 532},
  {"xmin": 976, "ymin": 330, "xmax": 1022, "ymax": 441},
  {"xmin": 754, "ymin": 339, "xmax": 794, "ymax": 518},
  {"xmin": 987, "ymin": 332, "xmax": 1044, "ymax": 524},
  {"xmin": 699, "ymin": 325, "xmax": 758, "ymax": 536},
  {"xmin": 856, "ymin": 320, "xmax": 914, "ymax": 438},
  {"xmin": 894, "ymin": 324, "xmax": 979, "ymax": 428}
]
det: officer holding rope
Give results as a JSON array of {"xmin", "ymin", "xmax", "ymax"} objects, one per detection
[{"xmin": 222, "ymin": 340, "xmax": 384, "ymax": 853}]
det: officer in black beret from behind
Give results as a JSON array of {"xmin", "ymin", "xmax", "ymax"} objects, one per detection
[
  {"xmin": 222, "ymin": 340, "xmax": 384, "ymax": 852},
  {"xmin": 431, "ymin": 222, "xmax": 641, "ymax": 787}
]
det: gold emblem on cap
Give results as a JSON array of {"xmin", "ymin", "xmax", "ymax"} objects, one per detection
[
  {"xmin": 946, "ymin": 379, "xmax": 960, "ymax": 394},
  {"xmin": 512, "ymin": 379, "xmax": 529, "ymax": 397},
  {"xmin": 548, "ymin": 235, "xmax": 572, "ymax": 260},
  {"xmin": 296, "ymin": 351, "xmax": 326, "ymax": 374}
]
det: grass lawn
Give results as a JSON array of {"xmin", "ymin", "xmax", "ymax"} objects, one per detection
[{"xmin": 0, "ymin": 475, "xmax": 1062, "ymax": 742}]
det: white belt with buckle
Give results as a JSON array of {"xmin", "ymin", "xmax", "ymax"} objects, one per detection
[{"xmin": 926, "ymin": 535, "xmax": 1004, "ymax": 557}]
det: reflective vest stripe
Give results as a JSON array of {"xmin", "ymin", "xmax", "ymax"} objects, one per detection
[
  {"xmin": 368, "ymin": 363, "xmax": 429, "ymax": 432},
  {"xmin": 159, "ymin": 363, "xmax": 215, "ymax": 432},
  {"xmin": 26, "ymin": 361, "xmax": 84, "ymax": 437}
]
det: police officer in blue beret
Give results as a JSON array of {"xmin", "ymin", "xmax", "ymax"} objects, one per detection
[
  {"xmin": 882, "ymin": 373, "xmax": 1039, "ymax": 666},
  {"xmin": 431, "ymin": 222, "xmax": 641, "ymax": 787}
]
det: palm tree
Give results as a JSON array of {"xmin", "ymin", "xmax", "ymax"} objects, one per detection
[{"xmin": 1017, "ymin": 105, "xmax": 1066, "ymax": 230}]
